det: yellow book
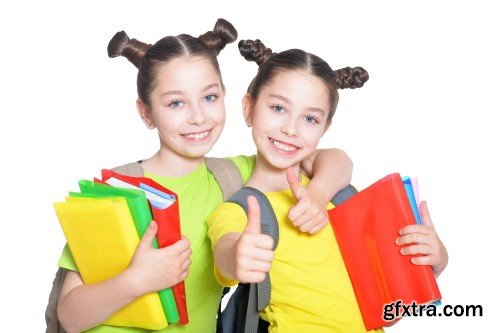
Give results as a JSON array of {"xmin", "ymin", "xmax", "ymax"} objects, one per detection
[{"xmin": 54, "ymin": 197, "xmax": 167, "ymax": 330}]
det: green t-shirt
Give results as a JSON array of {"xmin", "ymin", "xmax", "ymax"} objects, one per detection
[{"xmin": 57, "ymin": 155, "xmax": 255, "ymax": 333}]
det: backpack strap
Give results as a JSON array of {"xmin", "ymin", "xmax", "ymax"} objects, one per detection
[
  {"xmin": 227, "ymin": 187, "xmax": 279, "ymax": 333},
  {"xmin": 331, "ymin": 184, "xmax": 358, "ymax": 206},
  {"xmin": 45, "ymin": 268, "xmax": 68, "ymax": 333},
  {"xmin": 110, "ymin": 160, "xmax": 145, "ymax": 177},
  {"xmin": 218, "ymin": 184, "xmax": 357, "ymax": 333},
  {"xmin": 204, "ymin": 157, "xmax": 244, "ymax": 201}
]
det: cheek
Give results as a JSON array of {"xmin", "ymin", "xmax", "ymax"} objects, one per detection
[
  {"xmin": 252, "ymin": 118, "xmax": 272, "ymax": 138},
  {"xmin": 302, "ymin": 128, "xmax": 324, "ymax": 147},
  {"xmin": 210, "ymin": 103, "xmax": 226, "ymax": 124},
  {"xmin": 252, "ymin": 111, "xmax": 276, "ymax": 133},
  {"xmin": 155, "ymin": 112, "xmax": 185, "ymax": 133}
]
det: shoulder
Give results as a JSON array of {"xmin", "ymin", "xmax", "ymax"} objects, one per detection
[
  {"xmin": 211, "ymin": 201, "xmax": 246, "ymax": 221},
  {"xmin": 223, "ymin": 155, "xmax": 256, "ymax": 183},
  {"xmin": 110, "ymin": 160, "xmax": 144, "ymax": 177}
]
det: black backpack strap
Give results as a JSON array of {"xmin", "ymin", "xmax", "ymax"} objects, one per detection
[
  {"xmin": 216, "ymin": 286, "xmax": 232, "ymax": 333},
  {"xmin": 331, "ymin": 184, "xmax": 357, "ymax": 206},
  {"xmin": 227, "ymin": 187, "xmax": 279, "ymax": 333}
]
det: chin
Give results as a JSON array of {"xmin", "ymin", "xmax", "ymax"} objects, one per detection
[
  {"xmin": 184, "ymin": 147, "xmax": 213, "ymax": 158},
  {"xmin": 263, "ymin": 156, "xmax": 302, "ymax": 171}
]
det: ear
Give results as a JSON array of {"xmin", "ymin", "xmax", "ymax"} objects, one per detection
[
  {"xmin": 136, "ymin": 99, "xmax": 156, "ymax": 129},
  {"xmin": 242, "ymin": 93, "xmax": 255, "ymax": 127}
]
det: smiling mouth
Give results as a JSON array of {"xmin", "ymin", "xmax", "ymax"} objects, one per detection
[
  {"xmin": 269, "ymin": 138, "xmax": 300, "ymax": 152},
  {"xmin": 182, "ymin": 129, "xmax": 211, "ymax": 141}
]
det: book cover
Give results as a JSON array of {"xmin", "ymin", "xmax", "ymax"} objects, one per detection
[
  {"xmin": 54, "ymin": 197, "xmax": 168, "ymax": 330},
  {"xmin": 328, "ymin": 173, "xmax": 441, "ymax": 330}
]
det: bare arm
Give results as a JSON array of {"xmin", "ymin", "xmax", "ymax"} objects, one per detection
[
  {"xmin": 214, "ymin": 233, "xmax": 241, "ymax": 281},
  {"xmin": 300, "ymin": 148, "xmax": 353, "ymax": 202},
  {"xmin": 57, "ymin": 270, "xmax": 140, "ymax": 333}
]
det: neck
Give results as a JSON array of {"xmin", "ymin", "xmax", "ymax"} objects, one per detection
[
  {"xmin": 142, "ymin": 147, "xmax": 204, "ymax": 178},
  {"xmin": 246, "ymin": 152, "xmax": 301, "ymax": 192}
]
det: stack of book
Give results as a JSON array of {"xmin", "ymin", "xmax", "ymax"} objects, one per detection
[
  {"xmin": 328, "ymin": 173, "xmax": 441, "ymax": 330},
  {"xmin": 54, "ymin": 169, "xmax": 188, "ymax": 330}
]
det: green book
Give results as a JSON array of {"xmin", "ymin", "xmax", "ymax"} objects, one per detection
[{"xmin": 70, "ymin": 180, "xmax": 180, "ymax": 324}]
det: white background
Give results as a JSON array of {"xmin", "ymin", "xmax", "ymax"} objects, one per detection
[{"xmin": 1, "ymin": 0, "xmax": 498, "ymax": 331}]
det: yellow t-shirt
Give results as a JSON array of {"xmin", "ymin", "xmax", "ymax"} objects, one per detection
[
  {"xmin": 207, "ymin": 179, "xmax": 384, "ymax": 333},
  {"xmin": 57, "ymin": 155, "xmax": 256, "ymax": 333}
]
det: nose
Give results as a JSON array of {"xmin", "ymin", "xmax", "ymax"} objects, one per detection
[
  {"xmin": 188, "ymin": 103, "xmax": 207, "ymax": 125},
  {"xmin": 281, "ymin": 117, "xmax": 298, "ymax": 136}
]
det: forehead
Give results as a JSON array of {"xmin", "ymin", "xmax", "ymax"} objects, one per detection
[
  {"xmin": 260, "ymin": 70, "xmax": 330, "ymax": 106},
  {"xmin": 153, "ymin": 57, "xmax": 222, "ymax": 92}
]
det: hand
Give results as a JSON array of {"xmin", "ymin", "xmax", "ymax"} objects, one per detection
[
  {"xmin": 286, "ymin": 167, "xmax": 329, "ymax": 234},
  {"xmin": 396, "ymin": 201, "xmax": 448, "ymax": 277},
  {"xmin": 127, "ymin": 221, "xmax": 192, "ymax": 295},
  {"xmin": 234, "ymin": 196, "xmax": 274, "ymax": 283}
]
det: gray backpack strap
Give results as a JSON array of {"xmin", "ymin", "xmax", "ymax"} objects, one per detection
[
  {"xmin": 228, "ymin": 187, "xmax": 279, "ymax": 333},
  {"xmin": 204, "ymin": 157, "xmax": 244, "ymax": 201},
  {"xmin": 45, "ymin": 268, "xmax": 68, "ymax": 333},
  {"xmin": 330, "ymin": 184, "xmax": 357, "ymax": 206},
  {"xmin": 110, "ymin": 160, "xmax": 145, "ymax": 177}
]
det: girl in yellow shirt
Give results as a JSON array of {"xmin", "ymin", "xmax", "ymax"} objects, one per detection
[{"xmin": 209, "ymin": 38, "xmax": 448, "ymax": 332}]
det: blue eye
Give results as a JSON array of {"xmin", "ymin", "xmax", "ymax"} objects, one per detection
[
  {"xmin": 169, "ymin": 100, "xmax": 183, "ymax": 108},
  {"xmin": 305, "ymin": 115, "xmax": 318, "ymax": 124},
  {"xmin": 205, "ymin": 94, "xmax": 217, "ymax": 102},
  {"xmin": 272, "ymin": 105, "xmax": 285, "ymax": 113}
]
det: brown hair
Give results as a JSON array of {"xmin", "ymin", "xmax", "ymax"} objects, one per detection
[
  {"xmin": 239, "ymin": 39, "xmax": 369, "ymax": 121},
  {"xmin": 108, "ymin": 19, "xmax": 237, "ymax": 108}
]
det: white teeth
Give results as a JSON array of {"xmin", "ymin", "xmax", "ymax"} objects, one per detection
[
  {"xmin": 185, "ymin": 130, "xmax": 209, "ymax": 139},
  {"xmin": 270, "ymin": 139, "xmax": 297, "ymax": 152}
]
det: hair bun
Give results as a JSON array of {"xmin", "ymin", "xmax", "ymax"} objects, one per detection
[
  {"xmin": 238, "ymin": 39, "xmax": 273, "ymax": 67},
  {"xmin": 334, "ymin": 66, "xmax": 369, "ymax": 89},
  {"xmin": 107, "ymin": 31, "xmax": 151, "ymax": 69},
  {"xmin": 198, "ymin": 18, "xmax": 238, "ymax": 55}
]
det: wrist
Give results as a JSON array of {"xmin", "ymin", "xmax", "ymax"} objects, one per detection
[
  {"xmin": 215, "ymin": 233, "xmax": 240, "ymax": 281},
  {"xmin": 306, "ymin": 179, "xmax": 331, "ymax": 204},
  {"xmin": 121, "ymin": 267, "xmax": 144, "ymax": 298}
]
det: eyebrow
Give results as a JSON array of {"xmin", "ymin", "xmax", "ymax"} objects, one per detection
[
  {"xmin": 269, "ymin": 94, "xmax": 290, "ymax": 103},
  {"xmin": 268, "ymin": 94, "xmax": 326, "ymax": 115},
  {"xmin": 203, "ymin": 83, "xmax": 220, "ymax": 92},
  {"xmin": 161, "ymin": 83, "xmax": 220, "ymax": 97}
]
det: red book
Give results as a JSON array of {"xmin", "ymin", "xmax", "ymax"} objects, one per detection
[
  {"xmin": 328, "ymin": 173, "xmax": 441, "ymax": 330},
  {"xmin": 99, "ymin": 169, "xmax": 189, "ymax": 325}
]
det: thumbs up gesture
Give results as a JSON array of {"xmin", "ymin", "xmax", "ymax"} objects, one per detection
[
  {"xmin": 396, "ymin": 201, "xmax": 449, "ymax": 277},
  {"xmin": 286, "ymin": 168, "xmax": 330, "ymax": 234},
  {"xmin": 234, "ymin": 196, "xmax": 275, "ymax": 283}
]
